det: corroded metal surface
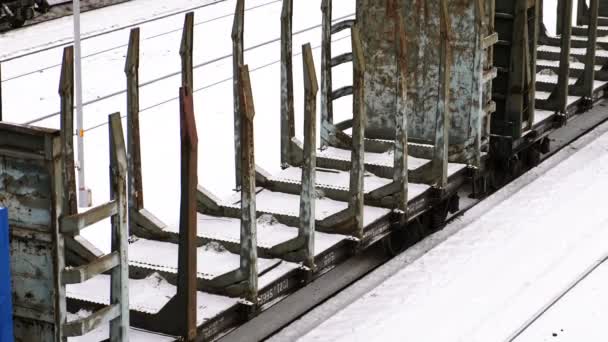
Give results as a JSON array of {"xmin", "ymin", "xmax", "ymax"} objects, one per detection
[
  {"xmin": 299, "ymin": 43, "xmax": 318, "ymax": 269},
  {"xmin": 238, "ymin": 64, "xmax": 258, "ymax": 302},
  {"xmin": 349, "ymin": 26, "xmax": 366, "ymax": 238},
  {"xmin": 232, "ymin": 0, "xmax": 245, "ymax": 190},
  {"xmin": 177, "ymin": 87, "xmax": 198, "ymax": 340},
  {"xmin": 320, "ymin": 0, "xmax": 333, "ymax": 148},
  {"xmin": 125, "ymin": 28, "xmax": 143, "ymax": 216},
  {"xmin": 180, "ymin": 12, "xmax": 195, "ymax": 92},
  {"xmin": 355, "ymin": 0, "xmax": 493, "ymax": 164},
  {"xmin": 393, "ymin": 12, "xmax": 408, "ymax": 212},
  {"xmin": 280, "ymin": 0, "xmax": 295, "ymax": 167},
  {"xmin": 107, "ymin": 113, "xmax": 130, "ymax": 341}
]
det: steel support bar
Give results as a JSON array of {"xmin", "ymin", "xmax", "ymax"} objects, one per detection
[
  {"xmin": 108, "ymin": 113, "xmax": 130, "ymax": 342},
  {"xmin": 583, "ymin": 0, "xmax": 599, "ymax": 99},
  {"xmin": 394, "ymin": 13, "xmax": 408, "ymax": 213},
  {"xmin": 299, "ymin": 43, "xmax": 318, "ymax": 269},
  {"xmin": 529, "ymin": 0, "xmax": 540, "ymax": 129},
  {"xmin": 125, "ymin": 28, "xmax": 144, "ymax": 218},
  {"xmin": 180, "ymin": 12, "xmax": 194, "ymax": 91},
  {"xmin": 60, "ymin": 200, "xmax": 118, "ymax": 235},
  {"xmin": 232, "ymin": 0, "xmax": 245, "ymax": 190},
  {"xmin": 349, "ymin": 26, "xmax": 365, "ymax": 238},
  {"xmin": 59, "ymin": 46, "xmax": 78, "ymax": 216},
  {"xmin": 280, "ymin": 0, "xmax": 295, "ymax": 168},
  {"xmin": 576, "ymin": 0, "xmax": 587, "ymax": 25},
  {"xmin": 555, "ymin": 0, "xmax": 573, "ymax": 114},
  {"xmin": 238, "ymin": 65, "xmax": 259, "ymax": 302},
  {"xmin": 320, "ymin": 0, "xmax": 332, "ymax": 148},
  {"xmin": 432, "ymin": 0, "xmax": 451, "ymax": 189},
  {"xmin": 505, "ymin": 0, "xmax": 530, "ymax": 138},
  {"xmin": 177, "ymin": 87, "xmax": 198, "ymax": 341},
  {"xmin": 63, "ymin": 304, "xmax": 120, "ymax": 338},
  {"xmin": 62, "ymin": 251, "xmax": 120, "ymax": 285}
]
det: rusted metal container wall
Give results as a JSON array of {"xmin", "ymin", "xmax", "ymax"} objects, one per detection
[
  {"xmin": 357, "ymin": 0, "xmax": 493, "ymax": 163},
  {"xmin": 0, "ymin": 207, "xmax": 14, "ymax": 342},
  {"xmin": 0, "ymin": 124, "xmax": 59, "ymax": 341}
]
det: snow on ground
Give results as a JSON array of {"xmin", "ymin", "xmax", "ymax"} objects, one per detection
[
  {"xmin": 514, "ymin": 260, "xmax": 608, "ymax": 342},
  {"xmin": 286, "ymin": 121, "xmax": 608, "ymax": 342},
  {"xmin": 0, "ymin": 0, "xmax": 224, "ymax": 60},
  {"xmin": 0, "ymin": 0, "xmax": 355, "ymax": 252}
]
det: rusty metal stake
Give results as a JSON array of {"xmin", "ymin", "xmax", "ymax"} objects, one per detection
[
  {"xmin": 320, "ymin": 0, "xmax": 333, "ymax": 149},
  {"xmin": 555, "ymin": 0, "xmax": 573, "ymax": 115},
  {"xmin": 232, "ymin": 0, "xmax": 245, "ymax": 190},
  {"xmin": 176, "ymin": 87, "xmax": 198, "ymax": 341},
  {"xmin": 125, "ymin": 28, "xmax": 144, "ymax": 219},
  {"xmin": 180, "ymin": 12, "xmax": 195, "ymax": 91},
  {"xmin": 432, "ymin": 0, "xmax": 451, "ymax": 190},
  {"xmin": 394, "ymin": 13, "xmax": 408, "ymax": 214},
  {"xmin": 349, "ymin": 25, "xmax": 365, "ymax": 238},
  {"xmin": 300, "ymin": 43, "xmax": 318, "ymax": 269},
  {"xmin": 583, "ymin": 0, "xmax": 599, "ymax": 100},
  {"xmin": 239, "ymin": 64, "xmax": 258, "ymax": 302},
  {"xmin": 280, "ymin": 0, "xmax": 295, "ymax": 168},
  {"xmin": 108, "ymin": 113, "xmax": 130, "ymax": 342},
  {"xmin": 59, "ymin": 46, "xmax": 78, "ymax": 215}
]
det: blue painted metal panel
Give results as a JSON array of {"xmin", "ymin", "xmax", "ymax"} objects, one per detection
[{"xmin": 0, "ymin": 207, "xmax": 14, "ymax": 342}]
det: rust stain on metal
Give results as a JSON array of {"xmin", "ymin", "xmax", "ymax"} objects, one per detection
[
  {"xmin": 238, "ymin": 64, "xmax": 258, "ymax": 302},
  {"xmin": 280, "ymin": 0, "xmax": 295, "ymax": 167},
  {"xmin": 232, "ymin": 0, "xmax": 245, "ymax": 190},
  {"xmin": 349, "ymin": 25, "xmax": 365, "ymax": 238},
  {"xmin": 177, "ymin": 87, "xmax": 198, "ymax": 340},
  {"xmin": 125, "ymin": 28, "xmax": 144, "ymax": 214}
]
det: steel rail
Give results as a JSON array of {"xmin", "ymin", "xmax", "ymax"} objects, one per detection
[
  {"xmin": 507, "ymin": 256, "xmax": 608, "ymax": 341},
  {"xmin": 0, "ymin": 0, "xmax": 227, "ymax": 63},
  {"xmin": 23, "ymin": 13, "xmax": 355, "ymax": 127},
  {"xmin": 81, "ymin": 34, "xmax": 351, "ymax": 134},
  {"xmin": 0, "ymin": 0, "xmax": 281, "ymax": 82}
]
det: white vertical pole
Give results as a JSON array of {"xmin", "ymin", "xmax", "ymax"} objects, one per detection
[{"xmin": 73, "ymin": 0, "xmax": 91, "ymax": 207}]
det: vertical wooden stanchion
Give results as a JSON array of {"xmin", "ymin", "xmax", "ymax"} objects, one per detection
[{"xmin": 176, "ymin": 87, "xmax": 198, "ymax": 341}]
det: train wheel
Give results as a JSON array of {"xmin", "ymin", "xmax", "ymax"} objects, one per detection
[
  {"xmin": 9, "ymin": 8, "xmax": 27, "ymax": 28},
  {"xmin": 9, "ymin": 17, "xmax": 25, "ymax": 28},
  {"xmin": 24, "ymin": 7, "xmax": 34, "ymax": 20},
  {"xmin": 429, "ymin": 200, "xmax": 449, "ymax": 231},
  {"xmin": 382, "ymin": 228, "xmax": 408, "ymax": 257}
]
